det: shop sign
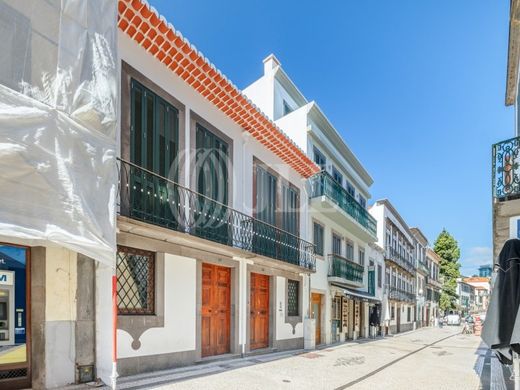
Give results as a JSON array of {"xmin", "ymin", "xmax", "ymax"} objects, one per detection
[{"xmin": 0, "ymin": 271, "xmax": 14, "ymax": 286}]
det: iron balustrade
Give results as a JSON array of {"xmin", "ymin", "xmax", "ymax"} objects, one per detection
[
  {"xmin": 385, "ymin": 247, "xmax": 416, "ymax": 274},
  {"xmin": 308, "ymin": 171, "xmax": 377, "ymax": 237},
  {"xmin": 493, "ymin": 136, "xmax": 520, "ymax": 200},
  {"xmin": 328, "ymin": 254, "xmax": 364, "ymax": 284},
  {"xmin": 387, "ymin": 285, "xmax": 416, "ymax": 303},
  {"xmin": 118, "ymin": 158, "xmax": 316, "ymax": 271}
]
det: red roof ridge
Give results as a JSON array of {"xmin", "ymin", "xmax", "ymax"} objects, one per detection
[{"xmin": 118, "ymin": 0, "xmax": 320, "ymax": 178}]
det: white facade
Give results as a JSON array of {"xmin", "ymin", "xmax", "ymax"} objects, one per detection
[
  {"xmin": 112, "ymin": 20, "xmax": 316, "ymax": 377},
  {"xmin": 370, "ymin": 200, "xmax": 417, "ymax": 334},
  {"xmin": 245, "ymin": 54, "xmax": 380, "ymax": 345}
]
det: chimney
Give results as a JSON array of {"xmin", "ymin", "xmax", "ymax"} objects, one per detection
[{"xmin": 263, "ymin": 54, "xmax": 281, "ymax": 75}]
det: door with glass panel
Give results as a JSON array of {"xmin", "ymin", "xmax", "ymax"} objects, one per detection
[
  {"xmin": 281, "ymin": 184, "xmax": 299, "ymax": 264},
  {"xmin": 195, "ymin": 124, "xmax": 229, "ymax": 244},
  {"xmin": 0, "ymin": 244, "xmax": 30, "ymax": 389},
  {"xmin": 253, "ymin": 166, "xmax": 277, "ymax": 258}
]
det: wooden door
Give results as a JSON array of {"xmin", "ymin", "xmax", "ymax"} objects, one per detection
[
  {"xmin": 311, "ymin": 293, "xmax": 321, "ymax": 345},
  {"xmin": 250, "ymin": 273, "xmax": 269, "ymax": 350},
  {"xmin": 201, "ymin": 263, "xmax": 231, "ymax": 357}
]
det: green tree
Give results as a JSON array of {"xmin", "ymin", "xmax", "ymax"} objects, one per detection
[{"xmin": 433, "ymin": 229, "xmax": 461, "ymax": 313}]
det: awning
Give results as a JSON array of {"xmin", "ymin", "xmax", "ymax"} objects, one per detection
[{"xmin": 331, "ymin": 283, "xmax": 382, "ymax": 304}]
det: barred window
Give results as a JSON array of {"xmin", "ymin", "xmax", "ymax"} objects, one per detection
[
  {"xmin": 287, "ymin": 279, "xmax": 300, "ymax": 317},
  {"xmin": 117, "ymin": 246, "xmax": 155, "ymax": 315}
]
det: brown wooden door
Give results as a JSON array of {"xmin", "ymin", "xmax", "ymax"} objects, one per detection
[
  {"xmin": 311, "ymin": 293, "xmax": 321, "ymax": 345},
  {"xmin": 201, "ymin": 263, "xmax": 231, "ymax": 357},
  {"xmin": 250, "ymin": 273, "xmax": 269, "ymax": 350}
]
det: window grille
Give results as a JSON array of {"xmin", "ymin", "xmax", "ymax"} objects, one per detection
[{"xmin": 117, "ymin": 246, "xmax": 155, "ymax": 315}]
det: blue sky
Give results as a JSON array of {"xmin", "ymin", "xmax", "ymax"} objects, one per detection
[{"xmin": 150, "ymin": 0, "xmax": 513, "ymax": 275}]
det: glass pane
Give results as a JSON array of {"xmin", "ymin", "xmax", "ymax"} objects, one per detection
[
  {"xmin": 0, "ymin": 245, "xmax": 27, "ymax": 365},
  {"xmin": 158, "ymin": 102, "xmax": 166, "ymax": 177},
  {"xmin": 132, "ymin": 86, "xmax": 143, "ymax": 166},
  {"xmin": 146, "ymin": 93, "xmax": 154, "ymax": 171}
]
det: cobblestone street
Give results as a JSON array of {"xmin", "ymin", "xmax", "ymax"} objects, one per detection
[{"xmin": 104, "ymin": 326, "xmax": 512, "ymax": 390}]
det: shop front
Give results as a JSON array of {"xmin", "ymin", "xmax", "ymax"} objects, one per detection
[
  {"xmin": 0, "ymin": 244, "xmax": 30, "ymax": 389},
  {"xmin": 330, "ymin": 285, "xmax": 382, "ymax": 342}
]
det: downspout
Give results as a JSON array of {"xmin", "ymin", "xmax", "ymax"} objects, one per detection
[{"xmin": 111, "ymin": 271, "xmax": 118, "ymax": 389}]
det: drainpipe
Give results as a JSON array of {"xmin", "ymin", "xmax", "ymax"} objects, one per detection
[{"xmin": 111, "ymin": 271, "xmax": 118, "ymax": 389}]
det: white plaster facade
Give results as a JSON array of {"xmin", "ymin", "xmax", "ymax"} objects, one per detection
[
  {"xmin": 109, "ymin": 31, "xmax": 315, "ymax": 378},
  {"xmin": 244, "ymin": 54, "xmax": 380, "ymax": 345},
  {"xmin": 369, "ymin": 200, "xmax": 417, "ymax": 334}
]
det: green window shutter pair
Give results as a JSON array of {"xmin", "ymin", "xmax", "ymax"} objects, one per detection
[{"xmin": 130, "ymin": 79, "xmax": 179, "ymax": 181}]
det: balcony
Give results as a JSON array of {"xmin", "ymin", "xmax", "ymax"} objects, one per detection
[
  {"xmin": 118, "ymin": 159, "xmax": 316, "ymax": 271},
  {"xmin": 308, "ymin": 171, "xmax": 377, "ymax": 241},
  {"xmin": 493, "ymin": 136, "xmax": 520, "ymax": 200},
  {"xmin": 327, "ymin": 254, "xmax": 364, "ymax": 287},
  {"xmin": 417, "ymin": 260, "xmax": 429, "ymax": 275},
  {"xmin": 387, "ymin": 285, "xmax": 416, "ymax": 303},
  {"xmin": 385, "ymin": 247, "xmax": 416, "ymax": 275}
]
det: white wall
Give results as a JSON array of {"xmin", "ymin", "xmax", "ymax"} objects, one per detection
[
  {"xmin": 275, "ymin": 276, "xmax": 305, "ymax": 340},
  {"xmin": 118, "ymin": 254, "xmax": 196, "ymax": 358},
  {"xmin": 45, "ymin": 247, "xmax": 77, "ymax": 389}
]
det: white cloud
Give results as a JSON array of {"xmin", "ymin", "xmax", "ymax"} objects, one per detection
[{"xmin": 460, "ymin": 246, "xmax": 492, "ymax": 276}]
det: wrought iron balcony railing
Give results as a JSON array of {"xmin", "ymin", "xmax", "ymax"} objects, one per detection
[
  {"xmin": 328, "ymin": 254, "xmax": 364, "ymax": 284},
  {"xmin": 118, "ymin": 159, "xmax": 316, "ymax": 271},
  {"xmin": 493, "ymin": 136, "xmax": 520, "ymax": 200},
  {"xmin": 387, "ymin": 285, "xmax": 416, "ymax": 303},
  {"xmin": 385, "ymin": 247, "xmax": 416, "ymax": 274},
  {"xmin": 308, "ymin": 171, "xmax": 377, "ymax": 237}
]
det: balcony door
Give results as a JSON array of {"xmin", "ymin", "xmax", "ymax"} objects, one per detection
[
  {"xmin": 253, "ymin": 166, "xmax": 277, "ymax": 258},
  {"xmin": 129, "ymin": 79, "xmax": 179, "ymax": 227},
  {"xmin": 281, "ymin": 184, "xmax": 299, "ymax": 264},
  {"xmin": 195, "ymin": 124, "xmax": 229, "ymax": 245}
]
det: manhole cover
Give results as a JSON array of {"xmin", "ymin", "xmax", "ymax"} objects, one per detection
[{"xmin": 334, "ymin": 356, "xmax": 365, "ymax": 366}]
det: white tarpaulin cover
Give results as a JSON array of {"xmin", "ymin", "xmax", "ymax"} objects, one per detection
[{"xmin": 0, "ymin": 0, "xmax": 118, "ymax": 266}]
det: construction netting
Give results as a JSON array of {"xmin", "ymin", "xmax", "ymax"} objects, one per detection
[{"xmin": 0, "ymin": 0, "xmax": 118, "ymax": 266}]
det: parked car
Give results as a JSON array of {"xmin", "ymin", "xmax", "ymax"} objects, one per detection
[{"xmin": 446, "ymin": 312, "xmax": 461, "ymax": 326}]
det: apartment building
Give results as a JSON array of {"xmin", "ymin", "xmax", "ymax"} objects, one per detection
[
  {"xmin": 370, "ymin": 200, "xmax": 417, "ymax": 334},
  {"xmin": 244, "ymin": 55, "xmax": 380, "ymax": 345},
  {"xmin": 114, "ymin": 0, "xmax": 319, "ymax": 378},
  {"xmin": 425, "ymin": 248, "xmax": 442, "ymax": 325},
  {"xmin": 0, "ymin": 0, "xmax": 321, "ymax": 388},
  {"xmin": 457, "ymin": 279, "xmax": 475, "ymax": 316},
  {"xmin": 410, "ymin": 228, "xmax": 429, "ymax": 328},
  {"xmin": 463, "ymin": 277, "xmax": 490, "ymax": 312}
]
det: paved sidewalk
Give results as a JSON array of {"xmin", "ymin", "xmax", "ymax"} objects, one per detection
[{"xmin": 63, "ymin": 326, "xmax": 512, "ymax": 390}]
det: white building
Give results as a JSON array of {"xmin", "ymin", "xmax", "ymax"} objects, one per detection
[
  {"xmin": 370, "ymin": 200, "xmax": 417, "ymax": 334},
  {"xmin": 463, "ymin": 277, "xmax": 491, "ymax": 312},
  {"xmin": 244, "ymin": 54, "xmax": 380, "ymax": 344},
  {"xmin": 410, "ymin": 228, "xmax": 429, "ymax": 328},
  {"xmin": 426, "ymin": 248, "xmax": 442, "ymax": 324},
  {"xmin": 113, "ymin": 2, "xmax": 321, "ymax": 378},
  {"xmin": 0, "ymin": 1, "xmax": 321, "ymax": 388}
]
